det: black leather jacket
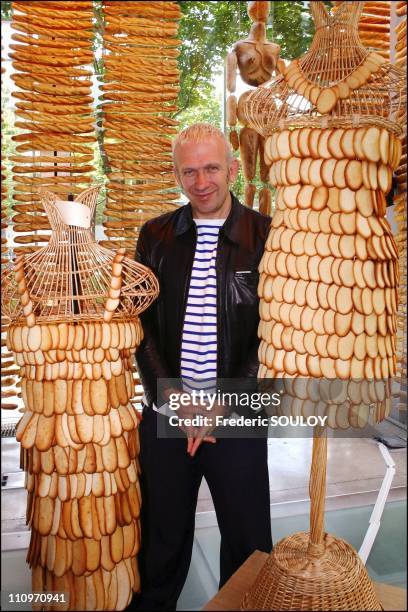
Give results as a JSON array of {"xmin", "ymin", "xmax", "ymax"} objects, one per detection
[{"xmin": 135, "ymin": 193, "xmax": 271, "ymax": 407}]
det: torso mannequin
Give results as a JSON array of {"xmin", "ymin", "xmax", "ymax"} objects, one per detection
[
  {"xmin": 244, "ymin": 0, "xmax": 405, "ymax": 133},
  {"xmin": 233, "ymin": 21, "xmax": 280, "ymax": 87},
  {"xmin": 226, "ymin": 1, "xmax": 280, "ymax": 214},
  {"xmin": 243, "ymin": 0, "xmax": 404, "ymax": 381},
  {"xmin": 2, "ymin": 188, "xmax": 158, "ymax": 611}
]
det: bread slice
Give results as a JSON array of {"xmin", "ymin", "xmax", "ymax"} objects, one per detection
[
  {"xmin": 316, "ymin": 87, "xmax": 337, "ymax": 114},
  {"xmin": 340, "ymin": 128, "xmax": 356, "ymax": 158},
  {"xmin": 355, "ymin": 187, "xmax": 374, "ymax": 216},
  {"xmin": 321, "ymin": 159, "xmax": 336, "ymax": 187},
  {"xmin": 328, "ymin": 128, "xmax": 346, "ymax": 159},
  {"xmin": 339, "ymin": 212, "xmax": 357, "ymax": 235},
  {"xmin": 300, "ymin": 158, "xmax": 313, "ymax": 184},
  {"xmin": 309, "ymin": 159, "xmax": 324, "ymax": 187},
  {"xmin": 354, "ymin": 127, "xmax": 366, "ymax": 160},
  {"xmin": 339, "ymin": 187, "xmax": 357, "ymax": 212},
  {"xmin": 289, "ymin": 129, "xmax": 301, "ymax": 157},
  {"xmin": 286, "ymin": 157, "xmax": 302, "ymax": 185},
  {"xmin": 345, "ymin": 160, "xmax": 363, "ymax": 190},
  {"xmin": 308, "ymin": 129, "xmax": 321, "ymax": 159},
  {"xmin": 362, "ymin": 126, "xmax": 381, "ymax": 162},
  {"xmin": 311, "ymin": 185, "xmax": 329, "ymax": 210},
  {"xmin": 316, "ymin": 233, "xmax": 331, "ymax": 257},
  {"xmin": 333, "ymin": 159, "xmax": 348, "ymax": 188},
  {"xmin": 277, "ymin": 130, "xmax": 292, "ymax": 159},
  {"xmin": 297, "ymin": 185, "xmax": 314, "ymax": 209},
  {"xmin": 318, "ymin": 129, "xmax": 333, "ymax": 158},
  {"xmin": 336, "ymin": 286, "xmax": 353, "ymax": 314},
  {"xmin": 379, "ymin": 128, "xmax": 390, "ymax": 165},
  {"xmin": 336, "ymin": 81, "xmax": 351, "ymax": 100},
  {"xmin": 299, "ymin": 128, "xmax": 312, "ymax": 157},
  {"xmin": 339, "ymin": 259, "xmax": 355, "ymax": 287},
  {"xmin": 328, "ymin": 214, "xmax": 341, "ymax": 239}
]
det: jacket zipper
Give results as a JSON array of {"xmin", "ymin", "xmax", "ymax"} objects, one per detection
[
  {"xmin": 215, "ymin": 229, "xmax": 224, "ymax": 379},
  {"xmin": 177, "ymin": 225, "xmax": 197, "ymax": 375}
]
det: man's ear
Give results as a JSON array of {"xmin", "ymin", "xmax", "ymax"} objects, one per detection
[{"xmin": 229, "ymin": 158, "xmax": 240, "ymax": 183}]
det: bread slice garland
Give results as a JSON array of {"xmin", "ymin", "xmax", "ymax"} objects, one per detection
[
  {"xmin": 280, "ymin": 51, "xmax": 386, "ymax": 114},
  {"xmin": 258, "ymin": 123, "xmax": 401, "ymax": 381}
]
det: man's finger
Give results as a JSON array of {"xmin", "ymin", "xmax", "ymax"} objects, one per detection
[
  {"xmin": 190, "ymin": 437, "xmax": 203, "ymax": 457},
  {"xmin": 187, "ymin": 437, "xmax": 194, "ymax": 454}
]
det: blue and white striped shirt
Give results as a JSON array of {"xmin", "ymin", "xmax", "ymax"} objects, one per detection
[{"xmin": 181, "ymin": 219, "xmax": 225, "ymax": 388}]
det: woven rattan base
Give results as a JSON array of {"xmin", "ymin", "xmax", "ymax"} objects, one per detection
[{"xmin": 241, "ymin": 531, "xmax": 383, "ymax": 611}]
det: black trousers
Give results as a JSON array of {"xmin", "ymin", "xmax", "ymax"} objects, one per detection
[{"xmin": 131, "ymin": 408, "xmax": 272, "ymax": 611}]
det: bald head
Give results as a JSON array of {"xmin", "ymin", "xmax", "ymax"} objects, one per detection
[{"xmin": 172, "ymin": 123, "xmax": 233, "ymax": 170}]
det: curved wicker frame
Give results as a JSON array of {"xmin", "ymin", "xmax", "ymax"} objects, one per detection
[
  {"xmin": 242, "ymin": 1, "xmax": 406, "ymax": 136},
  {"xmin": 2, "ymin": 187, "xmax": 159, "ymax": 323}
]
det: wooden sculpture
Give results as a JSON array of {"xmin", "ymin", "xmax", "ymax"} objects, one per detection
[
  {"xmin": 1, "ymin": 187, "xmax": 159, "ymax": 611},
  {"xmin": 226, "ymin": 1, "xmax": 280, "ymax": 214},
  {"xmin": 240, "ymin": 1, "xmax": 405, "ymax": 609}
]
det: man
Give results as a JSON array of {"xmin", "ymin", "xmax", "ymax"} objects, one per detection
[{"xmin": 134, "ymin": 123, "xmax": 272, "ymax": 610}]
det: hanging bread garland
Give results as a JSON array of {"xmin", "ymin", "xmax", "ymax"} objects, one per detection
[
  {"xmin": 358, "ymin": 1, "xmax": 391, "ymax": 60},
  {"xmin": 99, "ymin": 1, "xmax": 182, "ymax": 257},
  {"xmin": 259, "ymin": 124, "xmax": 401, "ymax": 380},
  {"xmin": 332, "ymin": 1, "xmax": 391, "ymax": 60},
  {"xmin": 1, "ymin": 49, "xmax": 20, "ymax": 412},
  {"xmin": 393, "ymin": 1, "xmax": 407, "ymax": 389},
  {"xmin": 2, "ymin": 187, "xmax": 159, "ymax": 611},
  {"xmin": 10, "ymin": 1, "xmax": 97, "ymax": 257}
]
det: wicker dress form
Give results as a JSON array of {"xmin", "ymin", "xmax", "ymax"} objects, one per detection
[
  {"xmin": 240, "ymin": 2, "xmax": 404, "ymax": 610},
  {"xmin": 2, "ymin": 187, "xmax": 159, "ymax": 611}
]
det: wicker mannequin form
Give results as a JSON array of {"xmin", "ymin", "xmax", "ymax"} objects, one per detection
[
  {"xmin": 2, "ymin": 187, "xmax": 158, "ymax": 323},
  {"xmin": 254, "ymin": 375, "xmax": 391, "ymax": 610},
  {"xmin": 241, "ymin": 2, "xmax": 404, "ymax": 610},
  {"xmin": 243, "ymin": 2, "xmax": 405, "ymax": 134},
  {"xmin": 1, "ymin": 188, "xmax": 159, "ymax": 611}
]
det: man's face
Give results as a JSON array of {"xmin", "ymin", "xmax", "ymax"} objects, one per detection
[{"xmin": 174, "ymin": 138, "xmax": 239, "ymax": 219}]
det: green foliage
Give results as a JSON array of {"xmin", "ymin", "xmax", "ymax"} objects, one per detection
[
  {"xmin": 177, "ymin": 1, "xmax": 250, "ymax": 115},
  {"xmin": 175, "ymin": 1, "xmax": 329, "ymax": 201},
  {"xmin": 177, "ymin": 81, "xmax": 222, "ymax": 130},
  {"xmin": 1, "ymin": 2, "xmax": 12, "ymax": 20},
  {"xmin": 176, "ymin": 0, "xmax": 326, "ymax": 121},
  {"xmin": 1, "ymin": 80, "xmax": 17, "ymax": 218}
]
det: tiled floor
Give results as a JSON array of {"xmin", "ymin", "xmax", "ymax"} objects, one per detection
[
  {"xmin": 178, "ymin": 500, "xmax": 407, "ymax": 611},
  {"xmin": 1, "ymin": 428, "xmax": 406, "ymax": 611},
  {"xmin": 177, "ymin": 434, "xmax": 406, "ymax": 611}
]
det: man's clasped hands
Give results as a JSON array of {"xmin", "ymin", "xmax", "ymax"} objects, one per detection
[{"xmin": 165, "ymin": 388, "xmax": 228, "ymax": 456}]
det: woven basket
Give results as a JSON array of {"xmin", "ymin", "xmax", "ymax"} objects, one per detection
[
  {"xmin": 241, "ymin": 531, "xmax": 383, "ymax": 611},
  {"xmin": 241, "ymin": 427, "xmax": 383, "ymax": 611}
]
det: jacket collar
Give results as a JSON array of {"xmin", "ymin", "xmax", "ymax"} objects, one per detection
[{"xmin": 174, "ymin": 192, "xmax": 244, "ymax": 244}]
